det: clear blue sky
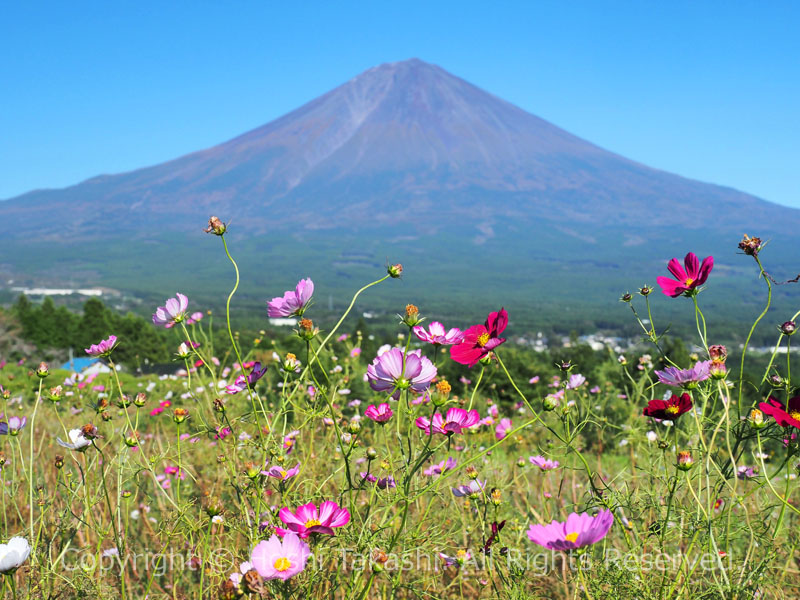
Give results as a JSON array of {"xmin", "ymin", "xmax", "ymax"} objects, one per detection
[{"xmin": 1, "ymin": 1, "xmax": 798, "ymax": 206}]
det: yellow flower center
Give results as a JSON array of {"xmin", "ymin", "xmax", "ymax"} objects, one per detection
[
  {"xmin": 666, "ymin": 405, "xmax": 680, "ymax": 415},
  {"xmin": 684, "ymin": 277, "xmax": 694, "ymax": 286},
  {"xmin": 477, "ymin": 332, "xmax": 490, "ymax": 347},
  {"xmin": 305, "ymin": 519, "xmax": 322, "ymax": 528},
  {"xmin": 790, "ymin": 411, "xmax": 800, "ymax": 421},
  {"xmin": 456, "ymin": 549, "xmax": 467, "ymax": 559},
  {"xmin": 273, "ymin": 556, "xmax": 292, "ymax": 572},
  {"xmin": 279, "ymin": 469, "xmax": 287, "ymax": 478},
  {"xmin": 564, "ymin": 532, "xmax": 579, "ymax": 543}
]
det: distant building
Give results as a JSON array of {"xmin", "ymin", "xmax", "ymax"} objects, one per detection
[{"xmin": 268, "ymin": 317, "xmax": 298, "ymax": 326}]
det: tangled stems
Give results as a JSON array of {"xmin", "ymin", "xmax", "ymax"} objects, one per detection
[{"xmin": 738, "ymin": 255, "xmax": 772, "ymax": 416}]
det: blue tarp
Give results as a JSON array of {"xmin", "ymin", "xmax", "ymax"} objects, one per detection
[{"xmin": 60, "ymin": 357, "xmax": 99, "ymax": 372}]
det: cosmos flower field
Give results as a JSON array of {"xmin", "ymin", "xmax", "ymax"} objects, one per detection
[{"xmin": 0, "ymin": 222, "xmax": 797, "ymax": 599}]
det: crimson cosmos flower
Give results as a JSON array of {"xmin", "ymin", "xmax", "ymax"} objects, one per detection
[
  {"xmin": 643, "ymin": 393, "xmax": 693, "ymax": 421},
  {"xmin": 656, "ymin": 252, "xmax": 714, "ymax": 298},
  {"xmin": 758, "ymin": 396, "xmax": 800, "ymax": 429},
  {"xmin": 450, "ymin": 308, "xmax": 508, "ymax": 367}
]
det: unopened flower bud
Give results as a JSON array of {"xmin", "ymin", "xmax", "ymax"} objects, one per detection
[
  {"xmin": 48, "ymin": 385, "xmax": 63, "ymax": 402},
  {"xmin": 738, "ymin": 234, "xmax": 762, "ymax": 257},
  {"xmin": 213, "ymin": 398, "xmax": 226, "ymax": 413},
  {"xmin": 245, "ymin": 462, "xmax": 261, "ymax": 479},
  {"xmin": 558, "ymin": 360, "xmax": 573, "ymax": 372},
  {"xmin": 639, "ymin": 285, "xmax": 652, "ymax": 296},
  {"xmin": 517, "ymin": 457, "xmax": 526, "ymax": 467},
  {"xmin": 689, "ymin": 352, "xmax": 699, "ymax": 362},
  {"xmin": 617, "ymin": 355, "xmax": 627, "ymax": 366},
  {"xmin": 366, "ymin": 447, "xmax": 378, "ymax": 460},
  {"xmin": 348, "ymin": 421, "xmax": 361, "ymax": 435},
  {"xmin": 1, "ymin": 389, "xmax": 9, "ymax": 400},
  {"xmin": 780, "ymin": 321, "xmax": 797, "ymax": 336},
  {"xmin": 708, "ymin": 345, "xmax": 727, "ymax": 362},
  {"xmin": 542, "ymin": 394, "xmax": 560, "ymax": 411},
  {"xmin": 749, "ymin": 408, "xmax": 766, "ymax": 429},
  {"xmin": 133, "ymin": 392, "xmax": 147, "ymax": 407},
  {"xmin": 217, "ymin": 454, "xmax": 226, "ymax": 464},
  {"xmin": 709, "ymin": 362, "xmax": 727, "ymax": 380},
  {"xmin": 121, "ymin": 489, "xmax": 132, "ymax": 499},
  {"xmin": 465, "ymin": 465, "xmax": 479, "ymax": 480},
  {"xmin": 297, "ymin": 318, "xmax": 318, "ymax": 341},
  {"xmin": 124, "ymin": 433, "xmax": 140, "ymax": 447},
  {"xmin": 36, "ymin": 362, "xmax": 49, "ymax": 378},
  {"xmin": 490, "ymin": 488, "xmax": 502, "ymax": 505},
  {"xmin": 204, "ymin": 215, "xmax": 227, "ymax": 236},
  {"xmin": 0, "ymin": 453, "xmax": 7, "ymax": 467},
  {"xmin": 620, "ymin": 293, "xmax": 633, "ymax": 303},
  {"xmin": 388, "ymin": 263, "xmax": 403, "ymax": 278},
  {"xmin": 677, "ymin": 450, "xmax": 694, "ymax": 471},
  {"xmin": 117, "ymin": 394, "xmax": 131, "ymax": 408},
  {"xmin": 401, "ymin": 304, "xmax": 422, "ymax": 327},
  {"xmin": 173, "ymin": 408, "xmax": 189, "ymax": 424}
]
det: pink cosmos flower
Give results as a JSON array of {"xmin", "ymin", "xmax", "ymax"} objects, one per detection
[
  {"xmin": 526, "ymin": 509, "xmax": 613, "ymax": 550},
  {"xmin": 415, "ymin": 407, "xmax": 481, "ymax": 436},
  {"xmin": 366, "ymin": 348, "xmax": 437, "ymax": 399},
  {"xmin": 84, "ymin": 335, "xmax": 118, "ymax": 358},
  {"xmin": 152, "ymin": 293, "xmax": 189, "ymax": 328},
  {"xmin": 0, "ymin": 416, "xmax": 27, "ymax": 436},
  {"xmin": 566, "ymin": 374, "xmax": 586, "ymax": 390},
  {"xmin": 413, "ymin": 322, "xmax": 464, "ymax": 346},
  {"xmin": 452, "ymin": 480, "xmax": 486, "ymax": 497},
  {"xmin": 450, "ymin": 309, "xmax": 508, "ymax": 367},
  {"xmin": 185, "ymin": 311, "xmax": 204, "ymax": 325},
  {"xmin": 276, "ymin": 501, "xmax": 351, "ymax": 538},
  {"xmin": 529, "ymin": 456, "xmax": 560, "ymax": 471},
  {"xmin": 656, "ymin": 252, "xmax": 714, "ymax": 298},
  {"xmin": 267, "ymin": 278, "xmax": 314, "ymax": 317},
  {"xmin": 364, "ymin": 403, "xmax": 394, "ymax": 423},
  {"xmin": 495, "ymin": 418, "xmax": 513, "ymax": 440},
  {"xmin": 529, "ymin": 376, "xmax": 540, "ymax": 384},
  {"xmin": 250, "ymin": 532, "xmax": 310, "ymax": 581},
  {"xmin": 655, "ymin": 361, "xmax": 711, "ymax": 388},
  {"xmin": 423, "ymin": 457, "xmax": 457, "ymax": 477},
  {"xmin": 359, "ymin": 472, "xmax": 378, "ymax": 483},
  {"xmin": 225, "ymin": 362, "xmax": 268, "ymax": 394},
  {"xmin": 439, "ymin": 550, "xmax": 472, "ymax": 568},
  {"xmin": 263, "ymin": 463, "xmax": 301, "ymax": 480}
]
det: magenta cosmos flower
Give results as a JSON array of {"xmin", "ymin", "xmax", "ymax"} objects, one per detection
[
  {"xmin": 655, "ymin": 361, "xmax": 711, "ymax": 389},
  {"xmin": 413, "ymin": 322, "xmax": 464, "ymax": 345},
  {"xmin": 250, "ymin": 532, "xmax": 310, "ymax": 581},
  {"xmin": 85, "ymin": 335, "xmax": 118, "ymax": 358},
  {"xmin": 656, "ymin": 252, "xmax": 714, "ymax": 298},
  {"xmin": 267, "ymin": 278, "xmax": 314, "ymax": 317},
  {"xmin": 759, "ymin": 396, "xmax": 800, "ymax": 429},
  {"xmin": 527, "ymin": 509, "xmax": 614, "ymax": 551},
  {"xmin": 450, "ymin": 308, "xmax": 508, "ymax": 367},
  {"xmin": 276, "ymin": 501, "xmax": 350, "ymax": 538},
  {"xmin": 364, "ymin": 403, "xmax": 394, "ymax": 423},
  {"xmin": 423, "ymin": 457, "xmax": 457, "ymax": 477},
  {"xmin": 152, "ymin": 293, "xmax": 189, "ymax": 328},
  {"xmin": 366, "ymin": 348, "xmax": 436, "ymax": 399},
  {"xmin": 416, "ymin": 407, "xmax": 481, "ymax": 436}
]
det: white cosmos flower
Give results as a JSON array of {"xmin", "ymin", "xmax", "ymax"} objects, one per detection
[
  {"xmin": 57, "ymin": 429, "xmax": 91, "ymax": 451},
  {"xmin": 0, "ymin": 537, "xmax": 31, "ymax": 573}
]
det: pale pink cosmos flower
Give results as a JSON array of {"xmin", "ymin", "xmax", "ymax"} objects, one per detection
[
  {"xmin": 267, "ymin": 278, "xmax": 314, "ymax": 317},
  {"xmin": 529, "ymin": 456, "xmax": 560, "ymax": 471},
  {"xmin": 262, "ymin": 463, "xmax": 301, "ymax": 480},
  {"xmin": 413, "ymin": 322, "xmax": 464, "ymax": 346},
  {"xmin": 276, "ymin": 501, "xmax": 350, "ymax": 538},
  {"xmin": 424, "ymin": 457, "xmax": 457, "ymax": 477},
  {"xmin": 527, "ymin": 509, "xmax": 613, "ymax": 551},
  {"xmin": 415, "ymin": 407, "xmax": 481, "ymax": 436},
  {"xmin": 185, "ymin": 311, "xmax": 204, "ymax": 325},
  {"xmin": 250, "ymin": 532, "xmax": 310, "ymax": 581},
  {"xmin": 367, "ymin": 348, "xmax": 437, "ymax": 399},
  {"xmin": 439, "ymin": 550, "xmax": 472, "ymax": 568},
  {"xmin": 451, "ymin": 480, "xmax": 486, "ymax": 497},
  {"xmin": 495, "ymin": 417, "xmax": 513, "ymax": 440},
  {"xmin": 364, "ymin": 403, "xmax": 394, "ymax": 423},
  {"xmin": 655, "ymin": 361, "xmax": 711, "ymax": 388},
  {"xmin": 152, "ymin": 293, "xmax": 189, "ymax": 328},
  {"xmin": 85, "ymin": 335, "xmax": 118, "ymax": 357},
  {"xmin": 566, "ymin": 374, "xmax": 586, "ymax": 390}
]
